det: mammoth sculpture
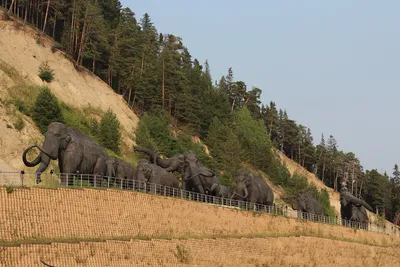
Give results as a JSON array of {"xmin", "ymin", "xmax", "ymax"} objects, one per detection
[
  {"xmin": 22, "ymin": 122, "xmax": 108, "ymax": 185},
  {"xmin": 105, "ymin": 156, "xmax": 136, "ymax": 188},
  {"xmin": 350, "ymin": 205, "xmax": 369, "ymax": 224},
  {"xmin": 182, "ymin": 151, "xmax": 219, "ymax": 194},
  {"xmin": 231, "ymin": 169, "xmax": 274, "ymax": 206},
  {"xmin": 209, "ymin": 183, "xmax": 231, "ymax": 198},
  {"xmin": 136, "ymin": 160, "xmax": 179, "ymax": 191},
  {"xmin": 291, "ymin": 191, "xmax": 323, "ymax": 216},
  {"xmin": 133, "ymin": 147, "xmax": 185, "ymax": 173},
  {"xmin": 340, "ymin": 189, "xmax": 373, "ymax": 223}
]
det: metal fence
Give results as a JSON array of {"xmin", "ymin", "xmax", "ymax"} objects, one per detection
[{"xmin": 0, "ymin": 170, "xmax": 399, "ymax": 236}]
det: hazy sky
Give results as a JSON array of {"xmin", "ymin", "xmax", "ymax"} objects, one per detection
[{"xmin": 121, "ymin": 0, "xmax": 400, "ymax": 174}]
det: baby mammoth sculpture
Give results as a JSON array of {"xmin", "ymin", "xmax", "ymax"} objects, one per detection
[
  {"xmin": 105, "ymin": 156, "xmax": 136, "ymax": 189},
  {"xmin": 22, "ymin": 122, "xmax": 108, "ymax": 185},
  {"xmin": 291, "ymin": 191, "xmax": 323, "ymax": 216},
  {"xmin": 209, "ymin": 183, "xmax": 231, "ymax": 198},
  {"xmin": 340, "ymin": 189, "xmax": 373, "ymax": 223},
  {"xmin": 136, "ymin": 160, "xmax": 180, "ymax": 192},
  {"xmin": 231, "ymin": 169, "xmax": 274, "ymax": 206}
]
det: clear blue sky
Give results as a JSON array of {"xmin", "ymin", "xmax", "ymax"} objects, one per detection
[{"xmin": 121, "ymin": 0, "xmax": 400, "ymax": 175}]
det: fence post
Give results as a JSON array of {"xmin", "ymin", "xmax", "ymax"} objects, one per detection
[{"xmin": 20, "ymin": 171, "xmax": 24, "ymax": 187}]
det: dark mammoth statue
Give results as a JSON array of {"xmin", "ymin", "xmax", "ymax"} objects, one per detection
[
  {"xmin": 133, "ymin": 146, "xmax": 184, "ymax": 173},
  {"xmin": 340, "ymin": 189, "xmax": 373, "ymax": 223},
  {"xmin": 231, "ymin": 169, "xmax": 274, "ymax": 206},
  {"xmin": 292, "ymin": 191, "xmax": 323, "ymax": 216},
  {"xmin": 350, "ymin": 205, "xmax": 369, "ymax": 224},
  {"xmin": 22, "ymin": 122, "xmax": 108, "ymax": 184},
  {"xmin": 182, "ymin": 151, "xmax": 219, "ymax": 194},
  {"xmin": 209, "ymin": 183, "xmax": 231, "ymax": 198},
  {"xmin": 105, "ymin": 156, "xmax": 136, "ymax": 188},
  {"xmin": 136, "ymin": 160, "xmax": 179, "ymax": 189}
]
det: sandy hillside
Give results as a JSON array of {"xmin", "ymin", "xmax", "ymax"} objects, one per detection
[{"xmin": 0, "ymin": 13, "xmax": 139, "ymax": 173}]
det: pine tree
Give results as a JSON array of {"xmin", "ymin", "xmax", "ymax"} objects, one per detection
[
  {"xmin": 99, "ymin": 110, "xmax": 121, "ymax": 154},
  {"xmin": 136, "ymin": 13, "xmax": 160, "ymax": 111},
  {"xmin": 32, "ymin": 86, "xmax": 64, "ymax": 133},
  {"xmin": 393, "ymin": 164, "xmax": 400, "ymax": 186}
]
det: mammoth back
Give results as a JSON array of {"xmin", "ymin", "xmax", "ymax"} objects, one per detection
[{"xmin": 68, "ymin": 128, "xmax": 107, "ymax": 153}]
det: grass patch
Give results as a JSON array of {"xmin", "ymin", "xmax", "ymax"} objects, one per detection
[
  {"xmin": 5, "ymin": 186, "xmax": 14, "ymax": 194},
  {"xmin": 0, "ymin": 231, "xmax": 390, "ymax": 248},
  {"xmin": 174, "ymin": 244, "xmax": 192, "ymax": 264},
  {"xmin": 13, "ymin": 116, "xmax": 25, "ymax": 131},
  {"xmin": 0, "ymin": 59, "xmax": 20, "ymax": 81}
]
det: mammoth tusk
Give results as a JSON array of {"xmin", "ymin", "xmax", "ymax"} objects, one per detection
[
  {"xmin": 22, "ymin": 145, "xmax": 41, "ymax": 167},
  {"xmin": 33, "ymin": 144, "xmax": 58, "ymax": 160}
]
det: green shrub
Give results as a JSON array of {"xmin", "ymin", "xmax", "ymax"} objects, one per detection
[
  {"xmin": 61, "ymin": 103, "xmax": 95, "ymax": 138},
  {"xmin": 135, "ymin": 110, "xmax": 172, "ymax": 152},
  {"xmin": 266, "ymin": 156, "xmax": 291, "ymax": 186},
  {"xmin": 318, "ymin": 189, "xmax": 337, "ymax": 217},
  {"xmin": 13, "ymin": 117, "xmax": 25, "ymax": 132},
  {"xmin": 31, "ymin": 86, "xmax": 64, "ymax": 133},
  {"xmin": 38, "ymin": 61, "xmax": 55, "ymax": 82},
  {"xmin": 99, "ymin": 110, "xmax": 121, "ymax": 154}
]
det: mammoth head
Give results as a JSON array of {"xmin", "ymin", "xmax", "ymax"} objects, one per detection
[
  {"xmin": 106, "ymin": 157, "xmax": 119, "ymax": 177},
  {"xmin": 340, "ymin": 191, "xmax": 373, "ymax": 212},
  {"xmin": 22, "ymin": 122, "xmax": 70, "ymax": 183},
  {"xmin": 184, "ymin": 151, "xmax": 199, "ymax": 165},
  {"xmin": 235, "ymin": 169, "xmax": 253, "ymax": 185},
  {"xmin": 137, "ymin": 161, "xmax": 152, "ymax": 182}
]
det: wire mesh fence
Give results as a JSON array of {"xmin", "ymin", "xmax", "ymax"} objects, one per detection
[{"xmin": 0, "ymin": 170, "xmax": 398, "ymax": 236}]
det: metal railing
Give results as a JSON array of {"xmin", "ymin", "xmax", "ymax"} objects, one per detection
[{"xmin": 0, "ymin": 170, "xmax": 399, "ymax": 236}]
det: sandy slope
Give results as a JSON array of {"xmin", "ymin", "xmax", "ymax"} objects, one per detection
[
  {"xmin": 0, "ymin": 18, "xmax": 138, "ymax": 134},
  {"xmin": 0, "ymin": 13, "xmax": 139, "ymax": 173}
]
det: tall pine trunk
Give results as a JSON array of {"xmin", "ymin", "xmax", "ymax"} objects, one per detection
[
  {"xmin": 162, "ymin": 59, "xmax": 165, "ymax": 109},
  {"xmin": 7, "ymin": 0, "xmax": 14, "ymax": 14},
  {"xmin": 52, "ymin": 13, "xmax": 56, "ymax": 39},
  {"xmin": 23, "ymin": 1, "xmax": 28, "ymax": 24},
  {"xmin": 42, "ymin": 0, "xmax": 50, "ymax": 33}
]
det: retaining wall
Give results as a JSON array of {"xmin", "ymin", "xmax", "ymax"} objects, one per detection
[
  {"xmin": 1, "ymin": 236, "xmax": 399, "ymax": 267},
  {"xmin": 0, "ymin": 187, "xmax": 399, "ymax": 247}
]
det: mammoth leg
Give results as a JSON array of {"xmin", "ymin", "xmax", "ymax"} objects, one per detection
[
  {"xmin": 93, "ymin": 157, "xmax": 106, "ymax": 188},
  {"xmin": 35, "ymin": 154, "xmax": 51, "ymax": 184},
  {"xmin": 60, "ymin": 152, "xmax": 81, "ymax": 186}
]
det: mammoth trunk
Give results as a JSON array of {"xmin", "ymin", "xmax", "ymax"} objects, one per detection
[
  {"xmin": 22, "ymin": 145, "xmax": 42, "ymax": 167},
  {"xmin": 243, "ymin": 187, "xmax": 249, "ymax": 199},
  {"xmin": 210, "ymin": 183, "xmax": 219, "ymax": 193},
  {"xmin": 134, "ymin": 147, "xmax": 167, "ymax": 166},
  {"xmin": 22, "ymin": 145, "xmax": 52, "ymax": 184}
]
